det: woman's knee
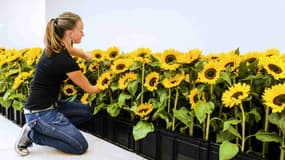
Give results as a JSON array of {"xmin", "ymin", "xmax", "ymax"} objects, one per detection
[{"xmin": 72, "ymin": 140, "xmax": 88, "ymax": 154}]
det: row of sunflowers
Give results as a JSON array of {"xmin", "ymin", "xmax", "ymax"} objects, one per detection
[{"xmin": 0, "ymin": 46, "xmax": 284, "ymax": 159}]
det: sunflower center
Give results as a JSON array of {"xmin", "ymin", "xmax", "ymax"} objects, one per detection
[
  {"xmin": 205, "ymin": 68, "xmax": 217, "ymax": 79},
  {"xmin": 194, "ymin": 94, "xmax": 199, "ymax": 103},
  {"xmin": 149, "ymin": 78, "xmax": 157, "ymax": 86},
  {"xmin": 225, "ymin": 62, "xmax": 234, "ymax": 68},
  {"xmin": 166, "ymin": 55, "xmax": 176, "ymax": 64},
  {"xmin": 139, "ymin": 52, "xmax": 147, "ymax": 58},
  {"xmin": 138, "ymin": 108, "xmax": 149, "ymax": 113},
  {"xmin": 116, "ymin": 64, "xmax": 126, "ymax": 70},
  {"xmin": 232, "ymin": 92, "xmax": 243, "ymax": 99},
  {"xmin": 268, "ymin": 64, "xmax": 282, "ymax": 74},
  {"xmin": 247, "ymin": 58, "xmax": 256, "ymax": 63},
  {"xmin": 95, "ymin": 54, "xmax": 102, "ymax": 59},
  {"xmin": 102, "ymin": 78, "xmax": 109, "ymax": 85},
  {"xmin": 66, "ymin": 88, "xmax": 73, "ymax": 93},
  {"xmin": 273, "ymin": 94, "xmax": 285, "ymax": 106},
  {"xmin": 110, "ymin": 51, "xmax": 118, "ymax": 58}
]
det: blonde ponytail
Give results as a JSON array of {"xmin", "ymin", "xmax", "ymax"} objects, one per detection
[{"xmin": 44, "ymin": 12, "xmax": 82, "ymax": 57}]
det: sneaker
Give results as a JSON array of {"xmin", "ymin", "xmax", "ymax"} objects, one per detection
[{"xmin": 14, "ymin": 123, "xmax": 33, "ymax": 156}]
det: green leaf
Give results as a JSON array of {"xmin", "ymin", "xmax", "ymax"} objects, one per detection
[
  {"xmin": 0, "ymin": 97, "xmax": 12, "ymax": 108},
  {"xmin": 173, "ymin": 107, "xmax": 193, "ymax": 127},
  {"xmin": 133, "ymin": 121, "xmax": 154, "ymax": 141},
  {"xmin": 223, "ymin": 119, "xmax": 241, "ymax": 131},
  {"xmin": 227, "ymin": 125, "xmax": 241, "ymax": 138},
  {"xmin": 194, "ymin": 101, "xmax": 215, "ymax": 124},
  {"xmin": 216, "ymin": 131, "xmax": 236, "ymax": 143},
  {"xmin": 220, "ymin": 71, "xmax": 232, "ymax": 85},
  {"xmin": 118, "ymin": 92, "xmax": 132, "ymax": 107},
  {"xmin": 12, "ymin": 100, "xmax": 24, "ymax": 111},
  {"xmin": 255, "ymin": 130, "xmax": 282, "ymax": 143},
  {"xmin": 194, "ymin": 101, "xmax": 207, "ymax": 124},
  {"xmin": 127, "ymin": 80, "xmax": 138, "ymax": 96},
  {"xmin": 93, "ymin": 103, "xmax": 106, "ymax": 115},
  {"xmin": 248, "ymin": 107, "xmax": 262, "ymax": 122},
  {"xmin": 268, "ymin": 113, "xmax": 285, "ymax": 134},
  {"xmin": 219, "ymin": 141, "xmax": 239, "ymax": 160},
  {"xmin": 107, "ymin": 103, "xmax": 121, "ymax": 117}
]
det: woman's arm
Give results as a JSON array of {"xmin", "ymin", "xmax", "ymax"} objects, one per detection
[
  {"xmin": 68, "ymin": 48, "xmax": 93, "ymax": 61},
  {"xmin": 67, "ymin": 70, "xmax": 101, "ymax": 94}
]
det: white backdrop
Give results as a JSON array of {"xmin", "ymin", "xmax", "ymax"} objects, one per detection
[{"xmin": 1, "ymin": 0, "xmax": 285, "ymax": 54}]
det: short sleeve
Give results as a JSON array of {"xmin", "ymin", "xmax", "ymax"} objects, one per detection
[{"xmin": 55, "ymin": 50, "xmax": 80, "ymax": 74}]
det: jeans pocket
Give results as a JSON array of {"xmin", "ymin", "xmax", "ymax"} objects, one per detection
[{"xmin": 50, "ymin": 112, "xmax": 70, "ymax": 126}]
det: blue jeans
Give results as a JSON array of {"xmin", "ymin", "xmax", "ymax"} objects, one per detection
[{"xmin": 25, "ymin": 100, "xmax": 93, "ymax": 154}]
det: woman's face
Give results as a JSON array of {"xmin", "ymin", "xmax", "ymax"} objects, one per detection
[{"xmin": 70, "ymin": 20, "xmax": 84, "ymax": 44}]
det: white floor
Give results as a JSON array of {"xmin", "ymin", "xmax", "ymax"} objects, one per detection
[{"xmin": 0, "ymin": 115, "xmax": 146, "ymax": 160}]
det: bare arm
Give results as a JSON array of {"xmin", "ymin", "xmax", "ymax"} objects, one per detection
[
  {"xmin": 67, "ymin": 70, "xmax": 100, "ymax": 94},
  {"xmin": 68, "ymin": 47, "xmax": 93, "ymax": 61}
]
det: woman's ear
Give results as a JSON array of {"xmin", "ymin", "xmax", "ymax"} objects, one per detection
[{"xmin": 65, "ymin": 30, "xmax": 73, "ymax": 39}]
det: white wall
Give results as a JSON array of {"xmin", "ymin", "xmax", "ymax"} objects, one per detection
[
  {"xmin": 1, "ymin": 0, "xmax": 285, "ymax": 54},
  {"xmin": 0, "ymin": 0, "xmax": 45, "ymax": 49}
]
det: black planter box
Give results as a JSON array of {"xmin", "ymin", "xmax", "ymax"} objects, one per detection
[
  {"xmin": 135, "ymin": 130, "xmax": 158, "ymax": 160},
  {"xmin": 105, "ymin": 115, "xmax": 135, "ymax": 151},
  {"xmin": 209, "ymin": 142, "xmax": 268, "ymax": 160},
  {"xmin": 158, "ymin": 129, "xmax": 209, "ymax": 160},
  {"xmin": 14, "ymin": 110, "xmax": 25, "ymax": 126}
]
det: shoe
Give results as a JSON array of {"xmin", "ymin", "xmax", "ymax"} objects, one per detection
[{"xmin": 14, "ymin": 123, "xmax": 33, "ymax": 156}]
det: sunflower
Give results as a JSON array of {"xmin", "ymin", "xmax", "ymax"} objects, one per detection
[
  {"xmin": 219, "ymin": 53, "xmax": 241, "ymax": 71},
  {"xmin": 203, "ymin": 52, "xmax": 224, "ymax": 61},
  {"xmin": 160, "ymin": 49, "xmax": 183, "ymax": 71},
  {"xmin": 12, "ymin": 71, "xmax": 34, "ymax": 90},
  {"xmin": 162, "ymin": 72, "xmax": 184, "ymax": 88},
  {"xmin": 144, "ymin": 72, "xmax": 160, "ymax": 91},
  {"xmin": 80, "ymin": 93, "xmax": 89, "ymax": 104},
  {"xmin": 91, "ymin": 49, "xmax": 105, "ymax": 62},
  {"xmin": 6, "ymin": 49, "xmax": 22, "ymax": 63},
  {"xmin": 88, "ymin": 63, "xmax": 98, "ymax": 72},
  {"xmin": 188, "ymin": 88, "xmax": 205, "ymax": 110},
  {"xmin": 111, "ymin": 58, "xmax": 133, "ymax": 74},
  {"xmin": 132, "ymin": 48, "xmax": 152, "ymax": 64},
  {"xmin": 135, "ymin": 102, "xmax": 154, "ymax": 118},
  {"xmin": 222, "ymin": 83, "xmax": 250, "ymax": 108},
  {"xmin": 264, "ymin": 48, "xmax": 280, "ymax": 57},
  {"xmin": 23, "ymin": 48, "xmax": 42, "ymax": 65},
  {"xmin": 262, "ymin": 83, "xmax": 285, "ymax": 113},
  {"xmin": 242, "ymin": 51, "xmax": 262, "ymax": 65},
  {"xmin": 259, "ymin": 56, "xmax": 285, "ymax": 80},
  {"xmin": 96, "ymin": 70, "xmax": 113, "ymax": 90},
  {"xmin": 63, "ymin": 84, "xmax": 77, "ymax": 96},
  {"xmin": 181, "ymin": 49, "xmax": 202, "ymax": 64},
  {"xmin": 78, "ymin": 62, "xmax": 87, "ymax": 74},
  {"xmin": 105, "ymin": 46, "xmax": 120, "ymax": 61},
  {"xmin": 198, "ymin": 61, "xmax": 222, "ymax": 85},
  {"xmin": 118, "ymin": 72, "xmax": 138, "ymax": 90}
]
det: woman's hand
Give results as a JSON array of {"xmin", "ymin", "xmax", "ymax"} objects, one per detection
[{"xmin": 84, "ymin": 52, "xmax": 93, "ymax": 62}]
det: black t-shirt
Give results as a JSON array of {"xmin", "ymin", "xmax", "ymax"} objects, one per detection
[{"xmin": 25, "ymin": 49, "xmax": 80, "ymax": 110}]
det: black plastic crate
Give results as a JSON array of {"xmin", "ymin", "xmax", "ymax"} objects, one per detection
[
  {"xmin": 209, "ymin": 142, "xmax": 268, "ymax": 160},
  {"xmin": 159, "ymin": 129, "xmax": 209, "ymax": 160},
  {"xmin": 105, "ymin": 115, "xmax": 135, "ymax": 151},
  {"xmin": 135, "ymin": 130, "xmax": 158, "ymax": 160}
]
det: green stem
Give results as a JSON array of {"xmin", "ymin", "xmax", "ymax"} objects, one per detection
[
  {"xmin": 172, "ymin": 88, "xmax": 179, "ymax": 131},
  {"xmin": 280, "ymin": 134, "xmax": 285, "ymax": 160},
  {"xmin": 262, "ymin": 106, "xmax": 269, "ymax": 158},
  {"xmin": 235, "ymin": 107, "xmax": 239, "ymax": 144},
  {"xmin": 189, "ymin": 120, "xmax": 194, "ymax": 137},
  {"xmin": 205, "ymin": 84, "xmax": 213, "ymax": 141},
  {"xmin": 205, "ymin": 113, "xmax": 211, "ymax": 141},
  {"xmin": 141, "ymin": 63, "xmax": 145, "ymax": 104},
  {"xmin": 239, "ymin": 103, "xmax": 246, "ymax": 152},
  {"xmin": 167, "ymin": 88, "xmax": 171, "ymax": 113}
]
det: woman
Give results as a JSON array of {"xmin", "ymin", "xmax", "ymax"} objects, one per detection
[{"xmin": 15, "ymin": 12, "xmax": 101, "ymax": 156}]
